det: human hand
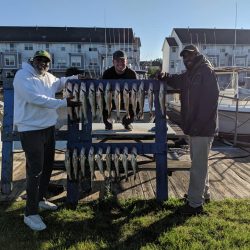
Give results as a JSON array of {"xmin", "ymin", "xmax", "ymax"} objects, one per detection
[
  {"xmin": 66, "ymin": 96, "xmax": 82, "ymax": 107},
  {"xmin": 157, "ymin": 72, "xmax": 169, "ymax": 81}
]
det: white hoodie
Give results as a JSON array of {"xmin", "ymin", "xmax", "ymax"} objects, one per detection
[{"xmin": 13, "ymin": 62, "xmax": 77, "ymax": 132}]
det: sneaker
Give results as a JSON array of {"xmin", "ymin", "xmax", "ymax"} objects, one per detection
[
  {"xmin": 105, "ymin": 122, "xmax": 113, "ymax": 130},
  {"xmin": 123, "ymin": 124, "xmax": 133, "ymax": 131},
  {"xmin": 39, "ymin": 200, "xmax": 58, "ymax": 211},
  {"xmin": 177, "ymin": 203, "xmax": 204, "ymax": 215},
  {"xmin": 183, "ymin": 193, "xmax": 211, "ymax": 203},
  {"xmin": 24, "ymin": 214, "xmax": 46, "ymax": 231}
]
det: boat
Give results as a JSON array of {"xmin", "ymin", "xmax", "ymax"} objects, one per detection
[{"xmin": 167, "ymin": 67, "xmax": 250, "ymax": 143}]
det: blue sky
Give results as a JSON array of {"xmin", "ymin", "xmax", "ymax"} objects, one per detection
[{"xmin": 1, "ymin": 0, "xmax": 250, "ymax": 60}]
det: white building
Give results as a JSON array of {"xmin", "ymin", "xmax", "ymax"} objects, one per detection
[
  {"xmin": 162, "ymin": 28, "xmax": 250, "ymax": 84},
  {"xmin": 0, "ymin": 26, "xmax": 141, "ymax": 79}
]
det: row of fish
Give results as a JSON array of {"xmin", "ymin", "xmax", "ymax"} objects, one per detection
[
  {"xmin": 64, "ymin": 81, "xmax": 166, "ymax": 124},
  {"xmin": 64, "ymin": 146, "xmax": 138, "ymax": 182}
]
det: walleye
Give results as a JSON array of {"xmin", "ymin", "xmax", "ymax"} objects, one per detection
[
  {"xmin": 72, "ymin": 148, "xmax": 78, "ymax": 180},
  {"xmin": 105, "ymin": 146, "xmax": 112, "ymax": 178},
  {"xmin": 122, "ymin": 147, "xmax": 129, "ymax": 181},
  {"xmin": 131, "ymin": 82, "xmax": 137, "ymax": 118},
  {"xmin": 114, "ymin": 147, "xmax": 120, "ymax": 179},
  {"xmin": 79, "ymin": 82, "xmax": 88, "ymax": 125},
  {"xmin": 88, "ymin": 82, "xmax": 96, "ymax": 120},
  {"xmin": 66, "ymin": 81, "xmax": 74, "ymax": 120},
  {"xmin": 148, "ymin": 82, "xmax": 154, "ymax": 119},
  {"xmin": 131, "ymin": 147, "xmax": 138, "ymax": 180},
  {"xmin": 72, "ymin": 83, "xmax": 80, "ymax": 121},
  {"xmin": 114, "ymin": 82, "xmax": 121, "ymax": 122},
  {"xmin": 80, "ymin": 147, "xmax": 87, "ymax": 178},
  {"xmin": 65, "ymin": 149, "xmax": 72, "ymax": 181},
  {"xmin": 88, "ymin": 146, "xmax": 95, "ymax": 181},
  {"xmin": 123, "ymin": 82, "xmax": 130, "ymax": 119},
  {"xmin": 96, "ymin": 82, "xmax": 104, "ymax": 122},
  {"xmin": 159, "ymin": 83, "xmax": 165, "ymax": 116},
  {"xmin": 104, "ymin": 81, "xmax": 113, "ymax": 120},
  {"xmin": 137, "ymin": 81, "xmax": 145, "ymax": 120},
  {"xmin": 95, "ymin": 148, "xmax": 105, "ymax": 178}
]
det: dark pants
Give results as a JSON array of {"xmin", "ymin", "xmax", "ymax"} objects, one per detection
[
  {"xmin": 103, "ymin": 92, "xmax": 135, "ymax": 127},
  {"xmin": 20, "ymin": 126, "xmax": 55, "ymax": 216}
]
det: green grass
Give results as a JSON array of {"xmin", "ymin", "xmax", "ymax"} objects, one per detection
[{"xmin": 0, "ymin": 197, "xmax": 249, "ymax": 250}]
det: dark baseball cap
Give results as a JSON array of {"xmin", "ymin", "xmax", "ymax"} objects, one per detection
[
  {"xmin": 113, "ymin": 50, "xmax": 127, "ymax": 60},
  {"xmin": 180, "ymin": 45, "xmax": 199, "ymax": 57},
  {"xmin": 33, "ymin": 50, "xmax": 51, "ymax": 62}
]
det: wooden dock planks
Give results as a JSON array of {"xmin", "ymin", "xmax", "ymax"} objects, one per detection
[{"xmin": 0, "ymin": 145, "xmax": 249, "ymax": 202}]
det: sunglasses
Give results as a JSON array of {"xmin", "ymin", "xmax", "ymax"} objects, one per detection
[{"xmin": 35, "ymin": 57, "xmax": 50, "ymax": 63}]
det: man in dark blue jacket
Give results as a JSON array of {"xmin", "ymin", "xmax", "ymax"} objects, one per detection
[{"xmin": 162, "ymin": 44, "xmax": 219, "ymax": 215}]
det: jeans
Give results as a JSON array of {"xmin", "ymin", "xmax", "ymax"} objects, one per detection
[
  {"xmin": 187, "ymin": 136, "xmax": 214, "ymax": 207},
  {"xmin": 20, "ymin": 126, "xmax": 55, "ymax": 216}
]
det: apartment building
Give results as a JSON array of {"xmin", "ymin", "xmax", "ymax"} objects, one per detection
[
  {"xmin": 162, "ymin": 28, "xmax": 250, "ymax": 83},
  {"xmin": 0, "ymin": 26, "xmax": 141, "ymax": 80}
]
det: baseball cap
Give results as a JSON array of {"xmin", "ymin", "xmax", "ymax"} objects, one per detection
[
  {"xmin": 33, "ymin": 50, "xmax": 51, "ymax": 62},
  {"xmin": 113, "ymin": 50, "xmax": 127, "ymax": 60},
  {"xmin": 180, "ymin": 45, "xmax": 199, "ymax": 57}
]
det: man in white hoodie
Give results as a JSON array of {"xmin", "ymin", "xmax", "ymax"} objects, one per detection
[{"xmin": 13, "ymin": 50, "xmax": 81, "ymax": 231}]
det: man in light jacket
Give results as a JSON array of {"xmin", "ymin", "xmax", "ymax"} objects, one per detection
[{"xmin": 13, "ymin": 50, "xmax": 81, "ymax": 231}]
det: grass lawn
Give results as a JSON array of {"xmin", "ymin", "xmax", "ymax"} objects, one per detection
[{"xmin": 0, "ymin": 197, "xmax": 249, "ymax": 250}]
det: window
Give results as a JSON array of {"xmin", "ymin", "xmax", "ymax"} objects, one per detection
[
  {"xmin": 61, "ymin": 47, "xmax": 66, "ymax": 51},
  {"xmin": 235, "ymin": 57, "xmax": 245, "ymax": 67},
  {"xmin": 24, "ymin": 44, "xmax": 33, "ymax": 50},
  {"xmin": 172, "ymin": 47, "xmax": 176, "ymax": 53},
  {"xmin": 203, "ymin": 45, "xmax": 206, "ymax": 50},
  {"xmin": 89, "ymin": 48, "xmax": 97, "ymax": 51},
  {"xmin": 46, "ymin": 43, "xmax": 50, "ymax": 49},
  {"xmin": 4, "ymin": 55, "xmax": 15, "ymax": 66},
  {"xmin": 170, "ymin": 61, "xmax": 175, "ymax": 69},
  {"xmin": 77, "ymin": 44, "xmax": 81, "ymax": 52},
  {"xmin": 220, "ymin": 48, "xmax": 225, "ymax": 52},
  {"xmin": 71, "ymin": 55, "xmax": 81, "ymax": 67},
  {"xmin": 9, "ymin": 43, "xmax": 15, "ymax": 51},
  {"xmin": 57, "ymin": 59, "xmax": 67, "ymax": 68}
]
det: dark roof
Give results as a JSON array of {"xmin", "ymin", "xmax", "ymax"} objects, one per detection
[
  {"xmin": 165, "ymin": 37, "xmax": 178, "ymax": 46},
  {"xmin": 174, "ymin": 28, "xmax": 250, "ymax": 45},
  {"xmin": 0, "ymin": 26, "xmax": 136, "ymax": 43}
]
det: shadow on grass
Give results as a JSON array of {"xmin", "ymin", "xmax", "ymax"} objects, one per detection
[{"xmin": 0, "ymin": 196, "xmax": 192, "ymax": 249}]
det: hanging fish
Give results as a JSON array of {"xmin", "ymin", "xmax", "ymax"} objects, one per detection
[
  {"xmin": 114, "ymin": 82, "xmax": 121, "ymax": 122},
  {"xmin": 123, "ymin": 82, "xmax": 130, "ymax": 119},
  {"xmin": 88, "ymin": 146, "xmax": 95, "ymax": 181},
  {"xmin": 131, "ymin": 82, "xmax": 137, "ymax": 118},
  {"xmin": 79, "ymin": 82, "xmax": 88, "ymax": 125},
  {"xmin": 96, "ymin": 82, "xmax": 104, "ymax": 122},
  {"xmin": 114, "ymin": 147, "xmax": 120, "ymax": 180},
  {"xmin": 159, "ymin": 83, "xmax": 166, "ymax": 116},
  {"xmin": 131, "ymin": 147, "xmax": 138, "ymax": 180},
  {"xmin": 80, "ymin": 147, "xmax": 87, "ymax": 178},
  {"xmin": 65, "ymin": 149, "xmax": 72, "ymax": 181},
  {"xmin": 137, "ymin": 81, "xmax": 145, "ymax": 120},
  {"xmin": 148, "ymin": 82, "xmax": 154, "ymax": 119},
  {"xmin": 105, "ymin": 146, "xmax": 112, "ymax": 178},
  {"xmin": 72, "ymin": 148, "xmax": 78, "ymax": 181},
  {"xmin": 104, "ymin": 81, "xmax": 113, "ymax": 119},
  {"xmin": 66, "ymin": 81, "xmax": 74, "ymax": 120},
  {"xmin": 95, "ymin": 147, "xmax": 105, "ymax": 178},
  {"xmin": 88, "ymin": 82, "xmax": 96, "ymax": 120},
  {"xmin": 72, "ymin": 83, "xmax": 80, "ymax": 121},
  {"xmin": 122, "ymin": 147, "xmax": 129, "ymax": 181}
]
